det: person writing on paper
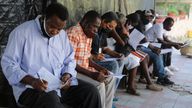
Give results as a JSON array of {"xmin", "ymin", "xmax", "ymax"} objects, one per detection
[
  {"xmin": 1, "ymin": 3, "xmax": 101, "ymax": 108},
  {"xmin": 67, "ymin": 10, "xmax": 115, "ymax": 108},
  {"xmin": 145, "ymin": 17, "xmax": 183, "ymax": 75}
]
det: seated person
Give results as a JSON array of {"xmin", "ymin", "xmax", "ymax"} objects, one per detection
[
  {"xmin": 1, "ymin": 3, "xmax": 101, "ymax": 108},
  {"xmin": 91, "ymin": 12, "xmax": 141, "ymax": 95},
  {"xmin": 90, "ymin": 12, "xmax": 125, "ymax": 90},
  {"xmin": 145, "ymin": 17, "xmax": 183, "ymax": 73},
  {"xmin": 67, "ymin": 10, "xmax": 116, "ymax": 108},
  {"xmin": 115, "ymin": 12, "xmax": 162, "ymax": 91},
  {"xmin": 127, "ymin": 12, "xmax": 174, "ymax": 86}
]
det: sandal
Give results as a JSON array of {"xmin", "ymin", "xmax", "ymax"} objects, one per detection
[
  {"xmin": 146, "ymin": 84, "xmax": 163, "ymax": 91},
  {"xmin": 126, "ymin": 88, "xmax": 140, "ymax": 96}
]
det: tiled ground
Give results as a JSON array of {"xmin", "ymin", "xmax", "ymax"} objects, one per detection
[{"xmin": 114, "ymin": 49, "xmax": 192, "ymax": 108}]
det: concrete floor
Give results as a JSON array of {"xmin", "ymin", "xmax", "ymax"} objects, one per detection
[
  {"xmin": 114, "ymin": 49, "xmax": 192, "ymax": 108},
  {"xmin": 0, "ymin": 49, "xmax": 191, "ymax": 108}
]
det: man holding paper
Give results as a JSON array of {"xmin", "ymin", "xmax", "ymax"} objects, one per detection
[
  {"xmin": 67, "ymin": 10, "xmax": 116, "ymax": 108},
  {"xmin": 145, "ymin": 17, "xmax": 184, "ymax": 74},
  {"xmin": 1, "ymin": 3, "xmax": 101, "ymax": 108}
]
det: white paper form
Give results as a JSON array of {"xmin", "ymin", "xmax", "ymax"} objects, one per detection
[
  {"xmin": 150, "ymin": 43, "xmax": 162, "ymax": 48},
  {"xmin": 160, "ymin": 48, "xmax": 172, "ymax": 54},
  {"xmin": 181, "ymin": 40, "xmax": 192, "ymax": 48},
  {"xmin": 37, "ymin": 67, "xmax": 63, "ymax": 92},
  {"xmin": 26, "ymin": 67, "xmax": 78, "ymax": 92},
  {"xmin": 128, "ymin": 29, "xmax": 145, "ymax": 50},
  {"xmin": 105, "ymin": 72, "xmax": 126, "ymax": 79}
]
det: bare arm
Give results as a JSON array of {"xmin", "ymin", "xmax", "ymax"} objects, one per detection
[
  {"xmin": 103, "ymin": 47, "xmax": 122, "ymax": 58},
  {"xmin": 89, "ymin": 57, "xmax": 108, "ymax": 73},
  {"xmin": 109, "ymin": 29, "xmax": 125, "ymax": 46}
]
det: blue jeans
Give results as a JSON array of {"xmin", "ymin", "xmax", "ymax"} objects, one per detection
[
  {"xmin": 138, "ymin": 46, "xmax": 165, "ymax": 78},
  {"xmin": 95, "ymin": 55, "xmax": 124, "ymax": 90}
]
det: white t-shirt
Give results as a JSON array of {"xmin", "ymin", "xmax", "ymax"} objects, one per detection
[
  {"xmin": 145, "ymin": 23, "xmax": 165, "ymax": 42},
  {"xmin": 145, "ymin": 23, "xmax": 153, "ymax": 31}
]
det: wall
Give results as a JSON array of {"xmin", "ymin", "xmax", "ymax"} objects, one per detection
[{"xmin": 58, "ymin": 0, "xmax": 154, "ymax": 27}]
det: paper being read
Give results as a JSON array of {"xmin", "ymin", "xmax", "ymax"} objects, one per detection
[
  {"xmin": 128, "ymin": 29, "xmax": 145, "ymax": 50},
  {"xmin": 160, "ymin": 48, "xmax": 172, "ymax": 54},
  {"xmin": 150, "ymin": 43, "xmax": 162, "ymax": 48},
  {"xmin": 105, "ymin": 71, "xmax": 126, "ymax": 79}
]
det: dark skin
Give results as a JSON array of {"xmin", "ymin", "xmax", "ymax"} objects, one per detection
[
  {"xmin": 76, "ymin": 17, "xmax": 109, "ymax": 82},
  {"xmin": 21, "ymin": 15, "xmax": 71, "ymax": 91},
  {"xmin": 157, "ymin": 21, "xmax": 184, "ymax": 49},
  {"xmin": 117, "ymin": 15, "xmax": 155, "ymax": 87},
  {"xmin": 95, "ymin": 20, "xmax": 124, "ymax": 59},
  {"xmin": 125, "ymin": 19, "xmax": 161, "ymax": 55}
]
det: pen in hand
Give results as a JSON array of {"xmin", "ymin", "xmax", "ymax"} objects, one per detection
[{"xmin": 31, "ymin": 73, "xmax": 48, "ymax": 91}]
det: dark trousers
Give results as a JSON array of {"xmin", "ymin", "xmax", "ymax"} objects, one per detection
[
  {"xmin": 18, "ymin": 79, "xmax": 101, "ymax": 108},
  {"xmin": 162, "ymin": 52, "xmax": 172, "ymax": 67},
  {"xmin": 161, "ymin": 45, "xmax": 172, "ymax": 67}
]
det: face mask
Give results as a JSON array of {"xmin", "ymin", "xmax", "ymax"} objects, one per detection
[
  {"xmin": 43, "ymin": 18, "xmax": 52, "ymax": 37},
  {"xmin": 128, "ymin": 25, "xmax": 134, "ymax": 29},
  {"xmin": 103, "ymin": 28, "xmax": 111, "ymax": 33}
]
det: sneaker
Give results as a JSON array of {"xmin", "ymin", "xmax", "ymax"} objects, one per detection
[
  {"xmin": 164, "ymin": 77, "xmax": 174, "ymax": 85},
  {"xmin": 156, "ymin": 77, "xmax": 174, "ymax": 86},
  {"xmin": 165, "ymin": 67, "xmax": 174, "ymax": 76},
  {"xmin": 146, "ymin": 84, "xmax": 163, "ymax": 91},
  {"xmin": 168, "ymin": 66, "xmax": 179, "ymax": 72}
]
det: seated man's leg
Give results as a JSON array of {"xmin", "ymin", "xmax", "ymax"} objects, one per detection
[
  {"xmin": 139, "ymin": 47, "xmax": 174, "ymax": 85},
  {"xmin": 61, "ymin": 79, "xmax": 102, "ymax": 108},
  {"xmin": 95, "ymin": 60, "xmax": 124, "ymax": 90},
  {"xmin": 77, "ymin": 73, "xmax": 106, "ymax": 108},
  {"xmin": 123, "ymin": 56, "xmax": 140, "ymax": 95},
  {"xmin": 18, "ymin": 89, "xmax": 64, "ymax": 108},
  {"xmin": 95, "ymin": 60, "xmax": 119, "ymax": 74},
  {"xmin": 104, "ymin": 76, "xmax": 116, "ymax": 108},
  {"xmin": 139, "ymin": 47, "xmax": 165, "ymax": 78},
  {"xmin": 77, "ymin": 73, "xmax": 115, "ymax": 108}
]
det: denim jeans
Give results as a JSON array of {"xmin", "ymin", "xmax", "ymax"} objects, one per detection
[
  {"xmin": 138, "ymin": 46, "xmax": 165, "ymax": 78},
  {"xmin": 95, "ymin": 55, "xmax": 124, "ymax": 90}
]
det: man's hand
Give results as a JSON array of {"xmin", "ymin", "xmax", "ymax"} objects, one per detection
[
  {"xmin": 92, "ymin": 53, "xmax": 105, "ymax": 61},
  {"xmin": 174, "ymin": 44, "xmax": 181, "ymax": 50},
  {"xmin": 151, "ymin": 47, "xmax": 161, "ymax": 55},
  {"xmin": 99, "ymin": 68, "xmax": 110, "ymax": 75},
  {"xmin": 31, "ymin": 79, "xmax": 48, "ymax": 91},
  {"xmin": 90, "ymin": 72, "xmax": 106, "ymax": 82},
  {"xmin": 61, "ymin": 73, "xmax": 72, "ymax": 90}
]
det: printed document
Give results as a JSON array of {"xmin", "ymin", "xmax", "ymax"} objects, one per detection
[{"xmin": 128, "ymin": 29, "xmax": 145, "ymax": 50}]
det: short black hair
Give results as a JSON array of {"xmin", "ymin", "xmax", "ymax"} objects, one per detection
[
  {"xmin": 163, "ymin": 17, "xmax": 174, "ymax": 26},
  {"xmin": 45, "ymin": 3, "xmax": 69, "ymax": 21},
  {"xmin": 101, "ymin": 11, "xmax": 118, "ymax": 23},
  {"xmin": 126, "ymin": 13, "xmax": 140, "ymax": 24},
  {"xmin": 81, "ymin": 10, "xmax": 101, "ymax": 24}
]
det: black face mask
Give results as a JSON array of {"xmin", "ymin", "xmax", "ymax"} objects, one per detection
[{"xmin": 102, "ymin": 28, "xmax": 111, "ymax": 34}]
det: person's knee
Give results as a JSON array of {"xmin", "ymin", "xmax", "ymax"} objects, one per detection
[
  {"xmin": 43, "ymin": 91, "xmax": 61, "ymax": 106},
  {"xmin": 108, "ymin": 60, "xmax": 119, "ymax": 71}
]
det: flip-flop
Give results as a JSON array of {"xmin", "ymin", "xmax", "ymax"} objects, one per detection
[{"xmin": 126, "ymin": 89, "xmax": 140, "ymax": 96}]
